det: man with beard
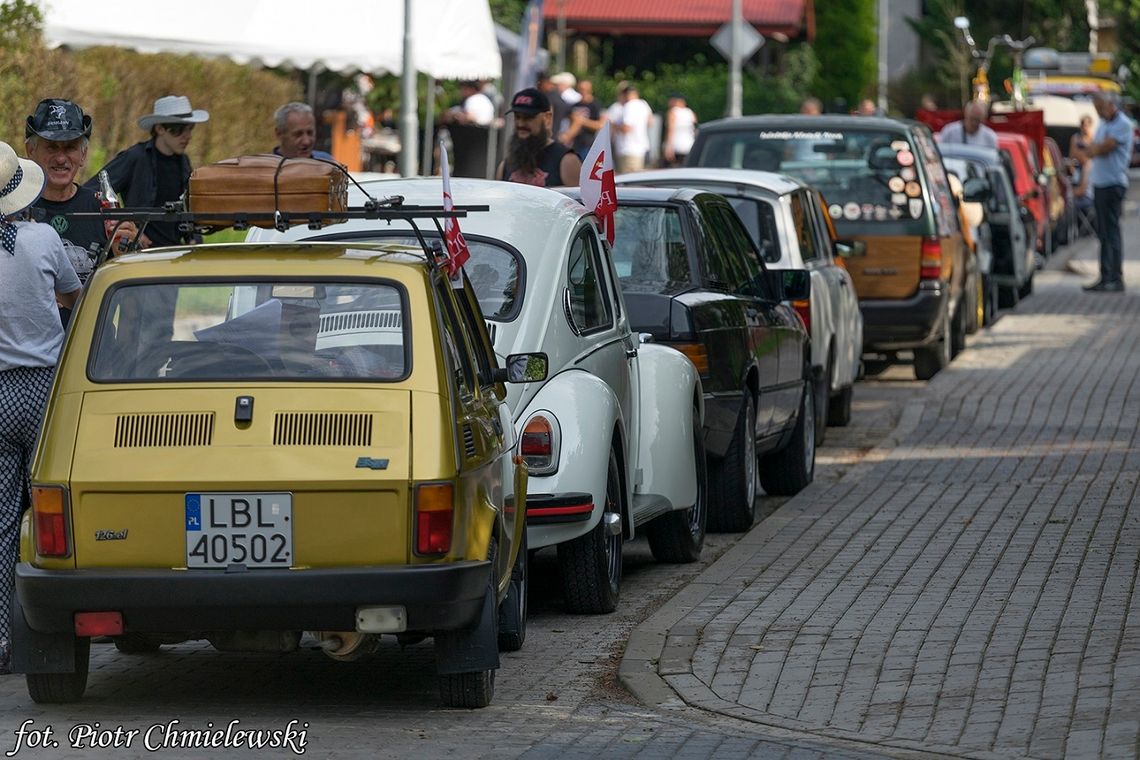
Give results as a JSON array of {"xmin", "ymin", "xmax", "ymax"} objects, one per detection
[{"xmin": 495, "ymin": 88, "xmax": 582, "ymax": 188}]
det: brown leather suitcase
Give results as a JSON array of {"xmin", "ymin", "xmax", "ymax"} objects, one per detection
[{"xmin": 188, "ymin": 154, "xmax": 348, "ymax": 229}]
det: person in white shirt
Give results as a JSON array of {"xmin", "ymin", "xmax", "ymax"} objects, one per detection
[
  {"xmin": 614, "ymin": 83, "xmax": 653, "ymax": 174},
  {"xmin": 663, "ymin": 94, "xmax": 698, "ymax": 166},
  {"xmin": 443, "ymin": 81, "xmax": 495, "ymax": 127},
  {"xmin": 938, "ymin": 101, "xmax": 998, "ymax": 149}
]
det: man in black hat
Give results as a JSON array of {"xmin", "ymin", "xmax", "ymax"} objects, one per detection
[
  {"xmin": 25, "ymin": 99, "xmax": 135, "ymax": 324},
  {"xmin": 495, "ymin": 88, "xmax": 582, "ymax": 188}
]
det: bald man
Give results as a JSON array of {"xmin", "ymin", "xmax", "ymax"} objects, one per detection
[{"xmin": 938, "ymin": 101, "xmax": 997, "ymax": 149}]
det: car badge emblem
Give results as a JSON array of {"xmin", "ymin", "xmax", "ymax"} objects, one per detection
[
  {"xmin": 95, "ymin": 529, "xmax": 129, "ymax": 541},
  {"xmin": 355, "ymin": 457, "xmax": 390, "ymax": 470}
]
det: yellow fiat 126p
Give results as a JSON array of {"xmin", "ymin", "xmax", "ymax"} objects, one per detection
[{"xmin": 12, "ymin": 217, "xmax": 543, "ymax": 709}]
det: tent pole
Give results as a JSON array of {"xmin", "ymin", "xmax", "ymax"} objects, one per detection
[
  {"xmin": 307, "ymin": 66, "xmax": 320, "ymax": 108},
  {"xmin": 399, "ymin": 0, "xmax": 419, "ymax": 177},
  {"xmin": 422, "ymin": 77, "xmax": 436, "ymax": 175}
]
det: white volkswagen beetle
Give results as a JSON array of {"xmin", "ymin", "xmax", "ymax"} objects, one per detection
[{"xmin": 248, "ymin": 179, "xmax": 706, "ymax": 614}]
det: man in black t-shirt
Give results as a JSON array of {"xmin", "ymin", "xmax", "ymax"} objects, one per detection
[
  {"xmin": 86, "ymin": 95, "xmax": 209, "ymax": 248},
  {"xmin": 495, "ymin": 88, "xmax": 582, "ymax": 188},
  {"xmin": 561, "ymin": 80, "xmax": 606, "ymax": 160}
]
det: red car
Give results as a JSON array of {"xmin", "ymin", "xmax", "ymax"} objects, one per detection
[{"xmin": 997, "ymin": 133, "xmax": 1050, "ymax": 255}]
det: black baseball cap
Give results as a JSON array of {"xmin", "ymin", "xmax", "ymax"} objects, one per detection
[
  {"xmin": 26, "ymin": 99, "xmax": 93, "ymax": 142},
  {"xmin": 508, "ymin": 88, "xmax": 551, "ymax": 116}
]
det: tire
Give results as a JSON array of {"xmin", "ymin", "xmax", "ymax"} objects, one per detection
[
  {"xmin": 950, "ymin": 301, "xmax": 967, "ymax": 358},
  {"xmin": 1018, "ymin": 270, "xmax": 1034, "ymax": 300},
  {"xmin": 759, "ymin": 374, "xmax": 816, "ymax": 496},
  {"xmin": 914, "ymin": 304, "xmax": 951, "ymax": 381},
  {"xmin": 828, "ymin": 384, "xmax": 853, "ymax": 427},
  {"xmin": 813, "ymin": 357, "xmax": 830, "ymax": 446},
  {"xmin": 497, "ymin": 528, "xmax": 528, "ymax": 652},
  {"xmin": 438, "ymin": 541, "xmax": 499, "ymax": 708},
  {"xmin": 645, "ymin": 406, "xmax": 707, "ymax": 563},
  {"xmin": 998, "ymin": 283, "xmax": 1020, "ymax": 309},
  {"xmin": 968, "ymin": 271, "xmax": 983, "ymax": 334},
  {"xmin": 438, "ymin": 668, "xmax": 496, "ymax": 709},
  {"xmin": 113, "ymin": 634, "xmax": 162, "ymax": 654},
  {"xmin": 557, "ymin": 447, "xmax": 622, "ymax": 614},
  {"xmin": 27, "ymin": 638, "xmax": 90, "ymax": 704},
  {"xmin": 707, "ymin": 393, "xmax": 757, "ymax": 533}
]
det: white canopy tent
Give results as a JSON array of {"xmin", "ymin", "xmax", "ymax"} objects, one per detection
[
  {"xmin": 40, "ymin": 0, "xmax": 502, "ymax": 80},
  {"xmin": 41, "ymin": 0, "xmax": 503, "ymax": 175}
]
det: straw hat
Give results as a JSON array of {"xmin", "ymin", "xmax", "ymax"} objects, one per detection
[
  {"xmin": 137, "ymin": 95, "xmax": 210, "ymax": 130},
  {"xmin": 0, "ymin": 140, "xmax": 45, "ymax": 217}
]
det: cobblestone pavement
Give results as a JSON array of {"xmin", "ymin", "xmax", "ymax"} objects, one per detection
[
  {"xmin": 3, "ymin": 209, "xmax": 1132, "ymax": 759},
  {"xmin": 623, "ymin": 205, "xmax": 1140, "ymax": 760}
]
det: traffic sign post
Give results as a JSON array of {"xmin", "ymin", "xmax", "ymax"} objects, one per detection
[{"xmin": 711, "ymin": 13, "xmax": 764, "ymax": 118}]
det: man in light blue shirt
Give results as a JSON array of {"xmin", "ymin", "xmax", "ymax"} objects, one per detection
[
  {"xmin": 938, "ymin": 102, "xmax": 998, "ymax": 149},
  {"xmin": 1083, "ymin": 91, "xmax": 1135, "ymax": 292}
]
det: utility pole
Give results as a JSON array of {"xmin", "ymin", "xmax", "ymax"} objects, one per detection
[
  {"xmin": 877, "ymin": 0, "xmax": 889, "ymax": 114},
  {"xmin": 399, "ymin": 0, "xmax": 418, "ymax": 177},
  {"xmin": 728, "ymin": 0, "xmax": 743, "ymax": 118}
]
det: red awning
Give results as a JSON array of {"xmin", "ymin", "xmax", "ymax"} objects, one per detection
[{"xmin": 542, "ymin": 0, "xmax": 814, "ymax": 41}]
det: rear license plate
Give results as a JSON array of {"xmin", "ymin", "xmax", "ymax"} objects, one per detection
[{"xmin": 185, "ymin": 493, "xmax": 293, "ymax": 568}]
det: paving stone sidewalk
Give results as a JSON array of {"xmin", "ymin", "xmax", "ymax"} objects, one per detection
[{"xmin": 623, "ymin": 217, "xmax": 1140, "ymax": 759}]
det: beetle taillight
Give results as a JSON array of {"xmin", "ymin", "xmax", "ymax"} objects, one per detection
[
  {"xmin": 32, "ymin": 485, "xmax": 70, "ymax": 557},
  {"xmin": 920, "ymin": 237, "xmax": 943, "ymax": 280},
  {"xmin": 414, "ymin": 484, "xmax": 453, "ymax": 555},
  {"xmin": 521, "ymin": 416, "xmax": 553, "ymax": 470}
]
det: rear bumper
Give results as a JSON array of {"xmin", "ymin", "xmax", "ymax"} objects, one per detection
[
  {"xmin": 861, "ymin": 284, "xmax": 947, "ymax": 351},
  {"xmin": 15, "ymin": 561, "xmax": 489, "ymax": 635},
  {"xmin": 526, "ymin": 492, "xmax": 594, "ymax": 525}
]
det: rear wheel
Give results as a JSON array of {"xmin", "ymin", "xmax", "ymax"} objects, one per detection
[
  {"xmin": 759, "ymin": 375, "xmax": 816, "ymax": 496},
  {"xmin": 707, "ymin": 394, "xmax": 757, "ymax": 532},
  {"xmin": 558, "ymin": 448, "xmax": 622, "ymax": 613},
  {"xmin": 1018, "ymin": 270, "xmax": 1034, "ymax": 300},
  {"xmin": 646, "ymin": 406, "xmax": 706, "ymax": 562},
  {"xmin": 497, "ymin": 528, "xmax": 528, "ymax": 652},
  {"xmin": 914, "ymin": 304, "xmax": 951, "ymax": 380},
  {"xmin": 828, "ymin": 384, "xmax": 853, "ymax": 427},
  {"xmin": 27, "ymin": 638, "xmax": 90, "ymax": 704},
  {"xmin": 438, "ymin": 541, "xmax": 499, "ymax": 708}
]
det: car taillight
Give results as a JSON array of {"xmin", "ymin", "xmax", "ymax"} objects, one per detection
[
  {"xmin": 521, "ymin": 416, "xmax": 554, "ymax": 471},
  {"xmin": 792, "ymin": 299, "xmax": 811, "ymax": 334},
  {"xmin": 32, "ymin": 485, "xmax": 70, "ymax": 557},
  {"xmin": 671, "ymin": 342, "xmax": 710, "ymax": 376},
  {"xmin": 920, "ymin": 237, "xmax": 943, "ymax": 280},
  {"xmin": 414, "ymin": 483, "xmax": 453, "ymax": 555}
]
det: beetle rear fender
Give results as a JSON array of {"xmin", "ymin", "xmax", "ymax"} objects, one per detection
[
  {"xmin": 635, "ymin": 343, "xmax": 703, "ymax": 510},
  {"xmin": 518, "ymin": 371, "xmax": 626, "ymax": 551}
]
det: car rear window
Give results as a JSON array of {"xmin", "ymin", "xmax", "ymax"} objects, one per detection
[
  {"xmin": 304, "ymin": 233, "xmax": 522, "ymax": 322},
  {"xmin": 723, "ymin": 197, "xmax": 781, "ymax": 263},
  {"xmin": 693, "ymin": 127, "xmax": 931, "ymax": 232},
  {"xmin": 89, "ymin": 280, "xmax": 408, "ymax": 382},
  {"xmin": 610, "ymin": 206, "xmax": 694, "ymax": 294}
]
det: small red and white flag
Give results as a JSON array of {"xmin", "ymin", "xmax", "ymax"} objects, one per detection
[
  {"xmin": 440, "ymin": 140, "xmax": 470, "ymax": 279},
  {"xmin": 578, "ymin": 122, "xmax": 617, "ymax": 245}
]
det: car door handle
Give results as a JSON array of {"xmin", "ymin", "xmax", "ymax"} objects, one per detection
[{"xmin": 625, "ymin": 347, "xmax": 638, "ymax": 359}]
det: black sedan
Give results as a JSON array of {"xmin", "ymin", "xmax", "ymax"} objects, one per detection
[{"xmin": 561, "ymin": 186, "xmax": 814, "ymax": 531}]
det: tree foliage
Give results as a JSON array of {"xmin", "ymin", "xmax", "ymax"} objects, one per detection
[{"xmin": 812, "ymin": 0, "xmax": 877, "ymax": 105}]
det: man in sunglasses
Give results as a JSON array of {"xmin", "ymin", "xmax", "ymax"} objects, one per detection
[{"xmin": 86, "ymin": 95, "xmax": 210, "ymax": 248}]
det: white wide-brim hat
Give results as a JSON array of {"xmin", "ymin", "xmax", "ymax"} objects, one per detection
[
  {"xmin": 0, "ymin": 140, "xmax": 45, "ymax": 217},
  {"xmin": 138, "ymin": 95, "xmax": 210, "ymax": 130}
]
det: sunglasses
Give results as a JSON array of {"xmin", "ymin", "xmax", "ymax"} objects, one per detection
[{"xmin": 162, "ymin": 123, "xmax": 195, "ymax": 136}]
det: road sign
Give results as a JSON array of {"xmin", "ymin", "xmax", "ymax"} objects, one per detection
[{"xmin": 711, "ymin": 20, "xmax": 765, "ymax": 61}]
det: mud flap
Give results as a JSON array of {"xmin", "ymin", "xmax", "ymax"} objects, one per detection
[
  {"xmin": 433, "ymin": 582, "xmax": 500, "ymax": 676},
  {"xmin": 10, "ymin": 594, "xmax": 77, "ymax": 673}
]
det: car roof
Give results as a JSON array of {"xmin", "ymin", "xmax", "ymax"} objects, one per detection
[
  {"xmin": 697, "ymin": 114, "xmax": 915, "ymax": 133},
  {"xmin": 559, "ymin": 185, "xmax": 715, "ymax": 204},
  {"xmin": 936, "ymin": 143, "xmax": 1004, "ymax": 166},
  {"xmin": 616, "ymin": 167, "xmax": 805, "ymax": 197}
]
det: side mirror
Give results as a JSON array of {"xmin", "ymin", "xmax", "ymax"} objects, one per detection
[
  {"xmin": 833, "ymin": 239, "xmax": 867, "ymax": 258},
  {"xmin": 494, "ymin": 352, "xmax": 549, "ymax": 384},
  {"xmin": 779, "ymin": 269, "xmax": 811, "ymax": 301},
  {"xmin": 962, "ymin": 176, "xmax": 992, "ymax": 203}
]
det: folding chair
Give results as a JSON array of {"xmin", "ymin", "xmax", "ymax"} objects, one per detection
[{"xmin": 1074, "ymin": 198, "xmax": 1096, "ymax": 239}]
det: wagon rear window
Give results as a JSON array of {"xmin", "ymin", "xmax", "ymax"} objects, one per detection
[
  {"xmin": 89, "ymin": 281, "xmax": 408, "ymax": 382},
  {"xmin": 610, "ymin": 206, "xmax": 693, "ymax": 294}
]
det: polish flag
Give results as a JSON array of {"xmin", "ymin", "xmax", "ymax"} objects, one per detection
[
  {"xmin": 578, "ymin": 122, "xmax": 617, "ymax": 244},
  {"xmin": 440, "ymin": 141, "xmax": 470, "ymax": 278}
]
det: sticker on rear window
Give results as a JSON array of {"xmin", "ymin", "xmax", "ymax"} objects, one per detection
[
  {"xmin": 896, "ymin": 150, "xmax": 915, "ymax": 167},
  {"xmin": 909, "ymin": 199, "xmax": 924, "ymax": 219},
  {"xmin": 843, "ymin": 202, "xmax": 860, "ymax": 220},
  {"xmin": 829, "ymin": 204, "xmax": 843, "ymax": 219},
  {"xmin": 901, "ymin": 167, "xmax": 916, "ymax": 181},
  {"xmin": 905, "ymin": 181, "xmax": 922, "ymax": 198},
  {"xmin": 888, "ymin": 176, "xmax": 905, "ymax": 193}
]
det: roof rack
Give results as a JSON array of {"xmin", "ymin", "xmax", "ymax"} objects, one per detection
[{"xmin": 71, "ymin": 195, "xmax": 489, "ymax": 272}]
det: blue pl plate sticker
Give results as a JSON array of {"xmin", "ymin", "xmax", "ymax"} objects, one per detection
[{"xmin": 185, "ymin": 494, "xmax": 202, "ymax": 531}]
